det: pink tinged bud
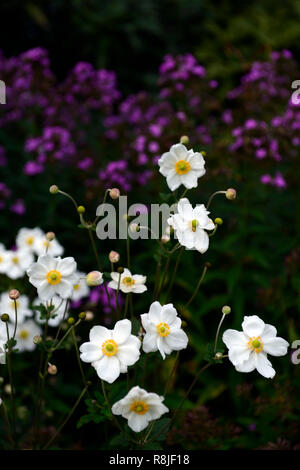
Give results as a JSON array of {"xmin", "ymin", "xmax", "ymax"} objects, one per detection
[
  {"xmin": 109, "ymin": 251, "xmax": 120, "ymax": 263},
  {"xmin": 109, "ymin": 188, "xmax": 120, "ymax": 200},
  {"xmin": 86, "ymin": 271, "xmax": 103, "ymax": 286},
  {"xmin": 46, "ymin": 231, "xmax": 55, "ymax": 241},
  {"xmin": 48, "ymin": 363, "xmax": 57, "ymax": 375},
  {"xmin": 225, "ymin": 188, "xmax": 237, "ymax": 200},
  {"xmin": 85, "ymin": 311, "xmax": 94, "ymax": 321},
  {"xmin": 9, "ymin": 289, "xmax": 20, "ymax": 300},
  {"xmin": 49, "ymin": 185, "xmax": 59, "ymax": 194}
]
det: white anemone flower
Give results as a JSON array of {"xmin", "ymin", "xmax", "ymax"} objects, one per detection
[
  {"xmin": 33, "ymin": 295, "xmax": 68, "ymax": 327},
  {"xmin": 15, "ymin": 320, "xmax": 42, "ymax": 352},
  {"xmin": 16, "ymin": 227, "xmax": 44, "ymax": 253},
  {"xmin": 0, "ymin": 243, "xmax": 9, "ymax": 274},
  {"xmin": 0, "ymin": 333, "xmax": 6, "ymax": 364},
  {"xmin": 108, "ymin": 268, "xmax": 147, "ymax": 294},
  {"xmin": 79, "ymin": 319, "xmax": 141, "ymax": 384},
  {"xmin": 141, "ymin": 301, "xmax": 188, "ymax": 359},
  {"xmin": 5, "ymin": 248, "xmax": 34, "ymax": 279},
  {"xmin": 158, "ymin": 143, "xmax": 206, "ymax": 191},
  {"xmin": 168, "ymin": 198, "xmax": 215, "ymax": 253},
  {"xmin": 0, "ymin": 292, "xmax": 33, "ymax": 324},
  {"xmin": 222, "ymin": 315, "xmax": 289, "ymax": 379},
  {"xmin": 34, "ymin": 235, "xmax": 64, "ymax": 257},
  {"xmin": 71, "ymin": 271, "xmax": 90, "ymax": 301},
  {"xmin": 112, "ymin": 386, "xmax": 169, "ymax": 433},
  {"xmin": 27, "ymin": 254, "xmax": 78, "ymax": 301}
]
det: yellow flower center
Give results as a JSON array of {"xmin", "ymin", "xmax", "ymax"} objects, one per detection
[
  {"xmin": 248, "ymin": 336, "xmax": 263, "ymax": 353},
  {"xmin": 26, "ymin": 236, "xmax": 34, "ymax": 245},
  {"xmin": 191, "ymin": 219, "xmax": 199, "ymax": 232},
  {"xmin": 73, "ymin": 283, "xmax": 80, "ymax": 291},
  {"xmin": 12, "ymin": 256, "xmax": 19, "ymax": 264},
  {"xmin": 46, "ymin": 269, "xmax": 62, "ymax": 285},
  {"xmin": 122, "ymin": 276, "xmax": 135, "ymax": 286},
  {"xmin": 102, "ymin": 339, "xmax": 118, "ymax": 357},
  {"xmin": 0, "ymin": 255, "xmax": 2, "ymax": 263},
  {"xmin": 19, "ymin": 329, "xmax": 29, "ymax": 340},
  {"xmin": 175, "ymin": 159, "xmax": 191, "ymax": 175},
  {"xmin": 130, "ymin": 400, "xmax": 149, "ymax": 415},
  {"xmin": 157, "ymin": 322, "xmax": 170, "ymax": 337}
]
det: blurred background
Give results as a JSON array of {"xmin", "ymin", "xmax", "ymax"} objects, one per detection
[{"xmin": 0, "ymin": 0, "xmax": 300, "ymax": 450}]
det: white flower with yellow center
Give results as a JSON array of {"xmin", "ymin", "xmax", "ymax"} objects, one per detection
[
  {"xmin": 0, "ymin": 243, "xmax": 9, "ymax": 274},
  {"xmin": 0, "ymin": 292, "xmax": 33, "ymax": 324},
  {"xmin": 158, "ymin": 143, "xmax": 206, "ymax": 191},
  {"xmin": 112, "ymin": 386, "xmax": 169, "ymax": 433},
  {"xmin": 79, "ymin": 319, "xmax": 141, "ymax": 384},
  {"xmin": 108, "ymin": 268, "xmax": 147, "ymax": 294},
  {"xmin": 168, "ymin": 198, "xmax": 215, "ymax": 253},
  {"xmin": 33, "ymin": 295, "xmax": 68, "ymax": 327},
  {"xmin": 141, "ymin": 301, "xmax": 188, "ymax": 359},
  {"xmin": 71, "ymin": 271, "xmax": 90, "ymax": 301},
  {"xmin": 15, "ymin": 319, "xmax": 42, "ymax": 352},
  {"xmin": 27, "ymin": 254, "xmax": 78, "ymax": 301},
  {"xmin": 16, "ymin": 227, "xmax": 44, "ymax": 253},
  {"xmin": 34, "ymin": 235, "xmax": 64, "ymax": 257},
  {"xmin": 222, "ymin": 315, "xmax": 289, "ymax": 379},
  {"xmin": 5, "ymin": 248, "xmax": 34, "ymax": 280}
]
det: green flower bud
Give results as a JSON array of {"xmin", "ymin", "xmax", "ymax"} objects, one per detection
[
  {"xmin": 77, "ymin": 205, "xmax": 86, "ymax": 214},
  {"xmin": 67, "ymin": 317, "xmax": 75, "ymax": 326},
  {"xmin": 78, "ymin": 311, "xmax": 86, "ymax": 320},
  {"xmin": 222, "ymin": 305, "xmax": 231, "ymax": 315},
  {"xmin": 1, "ymin": 313, "xmax": 9, "ymax": 322},
  {"xmin": 214, "ymin": 217, "xmax": 223, "ymax": 225}
]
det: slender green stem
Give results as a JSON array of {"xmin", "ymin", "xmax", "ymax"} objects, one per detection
[
  {"xmin": 147, "ymin": 362, "xmax": 212, "ymax": 443},
  {"xmin": 214, "ymin": 313, "xmax": 226, "ymax": 353},
  {"xmin": 123, "ymin": 295, "xmax": 129, "ymax": 319},
  {"xmin": 165, "ymin": 247, "xmax": 184, "ymax": 303},
  {"xmin": 184, "ymin": 264, "xmax": 208, "ymax": 309},
  {"xmin": 207, "ymin": 190, "xmax": 226, "ymax": 209},
  {"xmin": 126, "ymin": 221, "xmax": 130, "ymax": 269},
  {"xmin": 156, "ymin": 253, "xmax": 172, "ymax": 299},
  {"xmin": 5, "ymin": 323, "xmax": 16, "ymax": 439},
  {"xmin": 58, "ymin": 190, "xmax": 78, "ymax": 211},
  {"xmin": 43, "ymin": 386, "xmax": 88, "ymax": 450},
  {"xmin": 88, "ymin": 227, "xmax": 112, "ymax": 309},
  {"xmin": 53, "ymin": 320, "xmax": 81, "ymax": 352},
  {"xmin": 1, "ymin": 401, "xmax": 14, "ymax": 448},
  {"xmin": 12, "ymin": 299, "xmax": 18, "ymax": 340},
  {"xmin": 209, "ymin": 225, "xmax": 218, "ymax": 237},
  {"xmin": 115, "ymin": 273, "xmax": 122, "ymax": 317},
  {"xmin": 71, "ymin": 328, "xmax": 89, "ymax": 389},
  {"xmin": 163, "ymin": 351, "xmax": 179, "ymax": 396},
  {"xmin": 152, "ymin": 252, "xmax": 162, "ymax": 300}
]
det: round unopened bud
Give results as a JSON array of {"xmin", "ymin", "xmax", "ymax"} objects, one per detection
[
  {"xmin": 1, "ymin": 314, "xmax": 9, "ymax": 323},
  {"xmin": 48, "ymin": 363, "xmax": 57, "ymax": 375},
  {"xmin": 205, "ymin": 262, "xmax": 211, "ymax": 268},
  {"xmin": 78, "ymin": 311, "xmax": 86, "ymax": 320},
  {"xmin": 222, "ymin": 305, "xmax": 231, "ymax": 315},
  {"xmin": 109, "ymin": 188, "xmax": 120, "ymax": 200},
  {"xmin": 67, "ymin": 317, "xmax": 75, "ymax": 326},
  {"xmin": 109, "ymin": 251, "xmax": 120, "ymax": 263},
  {"xmin": 214, "ymin": 217, "xmax": 223, "ymax": 225},
  {"xmin": 86, "ymin": 271, "xmax": 103, "ymax": 287},
  {"xmin": 46, "ymin": 231, "xmax": 55, "ymax": 241},
  {"xmin": 226, "ymin": 188, "xmax": 236, "ymax": 200},
  {"xmin": 49, "ymin": 185, "xmax": 59, "ymax": 194},
  {"xmin": 77, "ymin": 205, "xmax": 86, "ymax": 214},
  {"xmin": 180, "ymin": 135, "xmax": 189, "ymax": 145},
  {"xmin": 85, "ymin": 311, "xmax": 94, "ymax": 321},
  {"xmin": 33, "ymin": 335, "xmax": 42, "ymax": 345},
  {"xmin": 9, "ymin": 289, "xmax": 20, "ymax": 300},
  {"xmin": 161, "ymin": 234, "xmax": 170, "ymax": 244},
  {"xmin": 201, "ymin": 151, "xmax": 206, "ymax": 157},
  {"xmin": 215, "ymin": 352, "xmax": 223, "ymax": 360},
  {"xmin": 117, "ymin": 267, "xmax": 124, "ymax": 274},
  {"xmin": 0, "ymin": 377, "xmax": 4, "ymax": 385},
  {"xmin": 129, "ymin": 223, "xmax": 140, "ymax": 233}
]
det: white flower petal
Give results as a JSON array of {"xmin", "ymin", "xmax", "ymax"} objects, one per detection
[
  {"xmin": 263, "ymin": 337, "xmax": 289, "ymax": 357},
  {"xmin": 242, "ymin": 315, "xmax": 265, "ymax": 337},
  {"xmin": 90, "ymin": 325, "xmax": 111, "ymax": 343},
  {"xmin": 255, "ymin": 353, "xmax": 276, "ymax": 378},
  {"xmin": 94, "ymin": 355, "xmax": 120, "ymax": 383},
  {"xmin": 112, "ymin": 319, "xmax": 132, "ymax": 344},
  {"xmin": 79, "ymin": 342, "xmax": 103, "ymax": 362}
]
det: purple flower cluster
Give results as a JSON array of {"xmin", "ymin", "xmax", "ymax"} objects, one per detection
[
  {"xmin": 24, "ymin": 126, "xmax": 76, "ymax": 175},
  {"xmin": 88, "ymin": 283, "xmax": 123, "ymax": 325}
]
